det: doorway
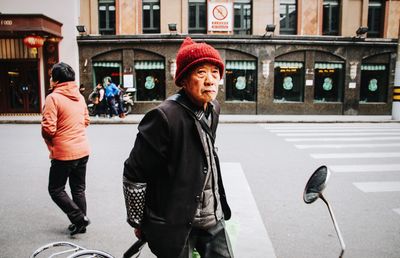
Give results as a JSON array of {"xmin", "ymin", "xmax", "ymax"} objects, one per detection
[{"xmin": 0, "ymin": 60, "xmax": 40, "ymax": 113}]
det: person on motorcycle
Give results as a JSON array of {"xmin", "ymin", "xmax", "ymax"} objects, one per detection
[{"xmin": 104, "ymin": 77, "xmax": 125, "ymax": 118}]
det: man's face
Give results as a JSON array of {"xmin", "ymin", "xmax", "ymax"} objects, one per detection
[{"xmin": 182, "ymin": 63, "xmax": 220, "ymax": 109}]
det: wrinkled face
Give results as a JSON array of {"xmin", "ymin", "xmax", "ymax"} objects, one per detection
[{"xmin": 182, "ymin": 63, "xmax": 220, "ymax": 110}]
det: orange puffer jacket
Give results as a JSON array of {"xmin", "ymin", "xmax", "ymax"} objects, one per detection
[{"xmin": 41, "ymin": 81, "xmax": 90, "ymax": 160}]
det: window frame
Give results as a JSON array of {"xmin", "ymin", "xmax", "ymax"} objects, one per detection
[
  {"xmin": 279, "ymin": 0, "xmax": 297, "ymax": 35},
  {"xmin": 273, "ymin": 61, "xmax": 304, "ymax": 102},
  {"xmin": 134, "ymin": 61, "xmax": 165, "ymax": 101},
  {"xmin": 98, "ymin": 0, "xmax": 116, "ymax": 35},
  {"xmin": 188, "ymin": 0, "xmax": 207, "ymax": 34},
  {"xmin": 322, "ymin": 0, "xmax": 339, "ymax": 36},
  {"xmin": 143, "ymin": 0, "xmax": 160, "ymax": 34},
  {"xmin": 367, "ymin": 0, "xmax": 384, "ymax": 38},
  {"xmin": 92, "ymin": 61, "xmax": 122, "ymax": 88},
  {"xmin": 313, "ymin": 62, "xmax": 345, "ymax": 103},
  {"xmin": 233, "ymin": 2, "xmax": 252, "ymax": 35},
  {"xmin": 225, "ymin": 60, "xmax": 257, "ymax": 102},
  {"xmin": 360, "ymin": 64, "xmax": 388, "ymax": 103}
]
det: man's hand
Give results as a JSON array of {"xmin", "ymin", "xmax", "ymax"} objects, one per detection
[{"xmin": 134, "ymin": 228, "xmax": 143, "ymax": 239}]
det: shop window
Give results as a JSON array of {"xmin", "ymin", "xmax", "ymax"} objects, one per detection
[
  {"xmin": 368, "ymin": 0, "xmax": 384, "ymax": 38},
  {"xmin": 135, "ymin": 61, "xmax": 165, "ymax": 101},
  {"xmin": 280, "ymin": 0, "xmax": 297, "ymax": 35},
  {"xmin": 92, "ymin": 62, "xmax": 121, "ymax": 88},
  {"xmin": 234, "ymin": 1, "xmax": 252, "ymax": 35},
  {"xmin": 314, "ymin": 63, "xmax": 344, "ymax": 102},
  {"xmin": 360, "ymin": 64, "xmax": 388, "ymax": 103},
  {"xmin": 189, "ymin": 0, "xmax": 207, "ymax": 34},
  {"xmin": 274, "ymin": 62, "xmax": 304, "ymax": 102},
  {"xmin": 225, "ymin": 61, "xmax": 257, "ymax": 101},
  {"xmin": 143, "ymin": 0, "xmax": 160, "ymax": 33},
  {"xmin": 322, "ymin": 0, "xmax": 339, "ymax": 35},
  {"xmin": 99, "ymin": 0, "xmax": 116, "ymax": 35}
]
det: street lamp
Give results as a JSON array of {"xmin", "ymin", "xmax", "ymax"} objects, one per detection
[
  {"xmin": 168, "ymin": 23, "xmax": 177, "ymax": 35},
  {"xmin": 356, "ymin": 26, "xmax": 368, "ymax": 37},
  {"xmin": 264, "ymin": 24, "xmax": 276, "ymax": 37},
  {"xmin": 76, "ymin": 25, "xmax": 87, "ymax": 35}
]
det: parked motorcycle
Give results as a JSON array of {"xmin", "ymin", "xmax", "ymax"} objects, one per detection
[
  {"xmin": 87, "ymin": 88, "xmax": 135, "ymax": 117},
  {"xmin": 304, "ymin": 165, "xmax": 346, "ymax": 258}
]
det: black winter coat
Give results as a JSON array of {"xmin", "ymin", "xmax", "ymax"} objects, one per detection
[{"xmin": 123, "ymin": 90, "xmax": 231, "ymax": 257}]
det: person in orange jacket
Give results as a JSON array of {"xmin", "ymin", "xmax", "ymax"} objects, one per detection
[{"xmin": 41, "ymin": 62, "xmax": 91, "ymax": 236}]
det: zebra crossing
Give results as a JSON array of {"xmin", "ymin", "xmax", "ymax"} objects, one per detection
[{"xmin": 260, "ymin": 123, "xmax": 400, "ymax": 215}]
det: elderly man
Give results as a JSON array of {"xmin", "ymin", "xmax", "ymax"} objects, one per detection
[{"xmin": 123, "ymin": 37, "xmax": 233, "ymax": 258}]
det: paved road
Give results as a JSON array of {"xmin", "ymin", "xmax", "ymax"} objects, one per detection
[{"xmin": 1, "ymin": 123, "xmax": 400, "ymax": 258}]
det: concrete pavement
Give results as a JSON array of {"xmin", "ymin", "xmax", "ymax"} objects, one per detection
[{"xmin": 0, "ymin": 114, "xmax": 399, "ymax": 124}]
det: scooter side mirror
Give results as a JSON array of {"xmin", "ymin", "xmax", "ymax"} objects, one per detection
[
  {"xmin": 303, "ymin": 165, "xmax": 345, "ymax": 258},
  {"xmin": 303, "ymin": 165, "xmax": 330, "ymax": 204}
]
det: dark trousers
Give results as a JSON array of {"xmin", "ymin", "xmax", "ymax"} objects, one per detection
[
  {"xmin": 48, "ymin": 156, "xmax": 89, "ymax": 224},
  {"xmin": 107, "ymin": 97, "xmax": 118, "ymax": 116},
  {"xmin": 178, "ymin": 220, "xmax": 234, "ymax": 258}
]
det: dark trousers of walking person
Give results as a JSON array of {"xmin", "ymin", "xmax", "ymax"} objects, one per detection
[
  {"xmin": 107, "ymin": 97, "xmax": 118, "ymax": 117},
  {"xmin": 48, "ymin": 156, "xmax": 89, "ymax": 224}
]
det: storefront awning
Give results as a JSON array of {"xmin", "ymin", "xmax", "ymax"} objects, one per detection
[
  {"xmin": 134, "ymin": 61, "xmax": 165, "ymax": 70},
  {"xmin": 226, "ymin": 61, "xmax": 256, "ymax": 70},
  {"xmin": 0, "ymin": 14, "xmax": 63, "ymax": 38},
  {"xmin": 361, "ymin": 64, "xmax": 386, "ymax": 71},
  {"xmin": 315, "ymin": 63, "xmax": 343, "ymax": 69},
  {"xmin": 93, "ymin": 62, "xmax": 121, "ymax": 68},
  {"xmin": 274, "ymin": 61, "xmax": 303, "ymax": 68}
]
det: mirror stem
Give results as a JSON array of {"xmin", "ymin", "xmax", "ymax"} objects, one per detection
[{"xmin": 319, "ymin": 193, "xmax": 346, "ymax": 258}]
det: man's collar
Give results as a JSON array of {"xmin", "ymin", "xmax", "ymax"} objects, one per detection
[{"xmin": 169, "ymin": 89, "xmax": 214, "ymax": 120}]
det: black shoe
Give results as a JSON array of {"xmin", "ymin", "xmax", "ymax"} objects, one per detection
[
  {"xmin": 68, "ymin": 223, "xmax": 87, "ymax": 233},
  {"xmin": 70, "ymin": 216, "xmax": 90, "ymax": 236}
]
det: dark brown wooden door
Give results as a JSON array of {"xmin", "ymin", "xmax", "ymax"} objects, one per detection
[{"xmin": 0, "ymin": 60, "xmax": 40, "ymax": 113}]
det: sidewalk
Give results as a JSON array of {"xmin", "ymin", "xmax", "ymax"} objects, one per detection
[{"xmin": 0, "ymin": 114, "xmax": 399, "ymax": 124}]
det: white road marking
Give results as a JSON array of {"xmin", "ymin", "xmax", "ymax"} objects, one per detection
[
  {"xmin": 270, "ymin": 128, "xmax": 400, "ymax": 133},
  {"xmin": 353, "ymin": 182, "xmax": 400, "ymax": 192},
  {"xmin": 285, "ymin": 136, "xmax": 400, "ymax": 142},
  {"xmin": 295, "ymin": 143, "xmax": 400, "ymax": 149},
  {"xmin": 393, "ymin": 208, "xmax": 400, "ymax": 215},
  {"xmin": 311, "ymin": 152, "xmax": 400, "ymax": 159},
  {"xmin": 329, "ymin": 164, "xmax": 400, "ymax": 173},
  {"xmin": 277, "ymin": 132, "xmax": 400, "ymax": 137},
  {"xmin": 221, "ymin": 162, "xmax": 277, "ymax": 258}
]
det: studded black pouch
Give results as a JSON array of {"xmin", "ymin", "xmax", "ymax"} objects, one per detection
[{"xmin": 123, "ymin": 177, "xmax": 147, "ymax": 228}]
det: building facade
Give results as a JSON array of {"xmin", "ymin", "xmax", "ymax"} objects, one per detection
[
  {"xmin": 0, "ymin": 0, "xmax": 81, "ymax": 114},
  {"xmin": 77, "ymin": 0, "xmax": 400, "ymax": 115}
]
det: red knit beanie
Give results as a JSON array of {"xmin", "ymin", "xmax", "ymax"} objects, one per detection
[{"xmin": 174, "ymin": 37, "xmax": 224, "ymax": 87}]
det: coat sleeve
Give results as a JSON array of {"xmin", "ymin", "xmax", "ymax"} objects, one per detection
[
  {"xmin": 83, "ymin": 97, "xmax": 90, "ymax": 127},
  {"xmin": 123, "ymin": 107, "xmax": 170, "ymax": 183},
  {"xmin": 41, "ymin": 95, "xmax": 58, "ymax": 141}
]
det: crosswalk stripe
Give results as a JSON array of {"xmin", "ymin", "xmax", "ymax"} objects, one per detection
[
  {"xmin": 260, "ymin": 124, "xmax": 400, "ymax": 130},
  {"xmin": 330, "ymin": 164, "xmax": 400, "ymax": 173},
  {"xmin": 311, "ymin": 152, "xmax": 400, "ymax": 159},
  {"xmin": 393, "ymin": 208, "xmax": 400, "ymax": 215},
  {"xmin": 295, "ymin": 143, "xmax": 400, "ymax": 149},
  {"xmin": 221, "ymin": 162, "xmax": 277, "ymax": 258},
  {"xmin": 277, "ymin": 132, "xmax": 400, "ymax": 137},
  {"xmin": 270, "ymin": 128, "xmax": 400, "ymax": 133},
  {"xmin": 286, "ymin": 136, "xmax": 400, "ymax": 142},
  {"xmin": 353, "ymin": 182, "xmax": 400, "ymax": 192}
]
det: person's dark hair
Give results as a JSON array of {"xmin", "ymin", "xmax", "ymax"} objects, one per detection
[{"xmin": 51, "ymin": 62, "xmax": 75, "ymax": 83}]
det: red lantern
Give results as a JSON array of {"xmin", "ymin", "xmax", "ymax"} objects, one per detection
[{"xmin": 23, "ymin": 35, "xmax": 45, "ymax": 48}]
